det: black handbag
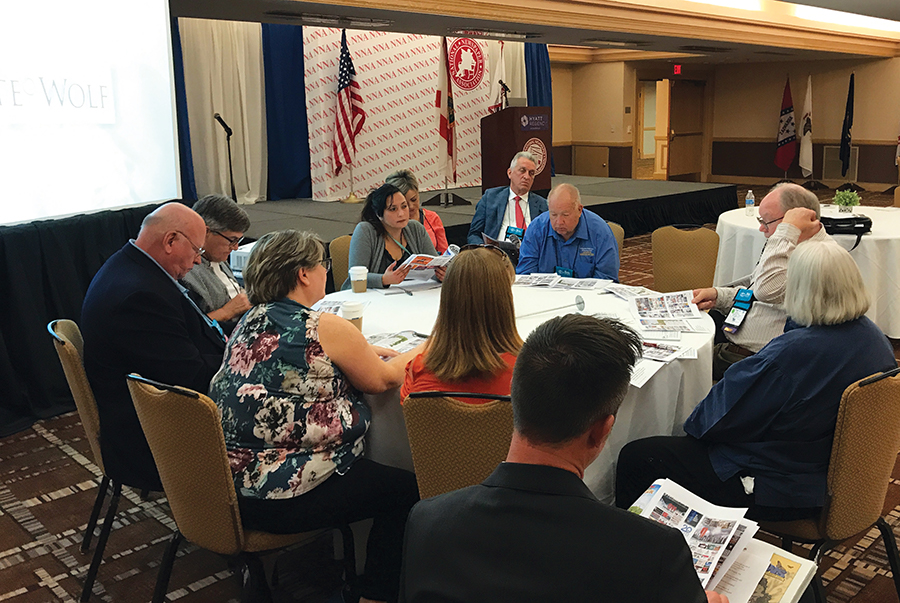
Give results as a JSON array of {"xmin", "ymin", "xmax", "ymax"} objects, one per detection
[{"xmin": 820, "ymin": 214, "xmax": 872, "ymax": 251}]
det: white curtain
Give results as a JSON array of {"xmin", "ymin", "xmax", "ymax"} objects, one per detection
[{"xmin": 179, "ymin": 18, "xmax": 267, "ymax": 204}]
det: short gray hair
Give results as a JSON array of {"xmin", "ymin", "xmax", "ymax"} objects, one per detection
[
  {"xmin": 785, "ymin": 241, "xmax": 869, "ymax": 326},
  {"xmin": 548, "ymin": 183, "xmax": 581, "ymax": 207},
  {"xmin": 509, "ymin": 151, "xmax": 537, "ymax": 170},
  {"xmin": 192, "ymin": 195, "xmax": 251, "ymax": 233},
  {"xmin": 244, "ymin": 230, "xmax": 324, "ymax": 305},
  {"xmin": 385, "ymin": 169, "xmax": 418, "ymax": 196},
  {"xmin": 772, "ymin": 183, "xmax": 820, "ymax": 219}
]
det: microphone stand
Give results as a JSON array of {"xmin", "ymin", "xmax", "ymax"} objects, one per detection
[{"xmin": 214, "ymin": 112, "xmax": 237, "ymax": 202}]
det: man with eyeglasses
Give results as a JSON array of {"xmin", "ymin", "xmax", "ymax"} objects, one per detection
[
  {"xmin": 691, "ymin": 183, "xmax": 832, "ymax": 379},
  {"xmin": 81, "ymin": 202, "xmax": 227, "ymax": 492},
  {"xmin": 180, "ymin": 195, "xmax": 252, "ymax": 335}
]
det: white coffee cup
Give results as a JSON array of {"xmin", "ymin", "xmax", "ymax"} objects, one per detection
[
  {"xmin": 342, "ymin": 301, "xmax": 364, "ymax": 331},
  {"xmin": 349, "ymin": 266, "xmax": 368, "ymax": 293}
]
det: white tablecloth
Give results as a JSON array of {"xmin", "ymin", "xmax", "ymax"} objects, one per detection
[
  {"xmin": 326, "ymin": 284, "xmax": 714, "ymax": 503},
  {"xmin": 714, "ymin": 206, "xmax": 900, "ymax": 338}
]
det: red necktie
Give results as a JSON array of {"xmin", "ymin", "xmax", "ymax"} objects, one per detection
[{"xmin": 514, "ymin": 196, "xmax": 525, "ymax": 229}]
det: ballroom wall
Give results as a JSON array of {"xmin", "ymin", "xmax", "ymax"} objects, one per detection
[{"xmin": 553, "ymin": 55, "xmax": 900, "ymax": 186}]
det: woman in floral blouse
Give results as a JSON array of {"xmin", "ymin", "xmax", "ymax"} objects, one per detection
[{"xmin": 210, "ymin": 230, "xmax": 421, "ymax": 603}]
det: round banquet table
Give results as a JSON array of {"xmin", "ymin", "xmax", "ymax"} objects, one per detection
[
  {"xmin": 713, "ymin": 206, "xmax": 900, "ymax": 338},
  {"xmin": 325, "ymin": 283, "xmax": 714, "ymax": 504}
]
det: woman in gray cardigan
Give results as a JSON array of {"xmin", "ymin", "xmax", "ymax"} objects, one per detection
[
  {"xmin": 180, "ymin": 195, "xmax": 252, "ymax": 334},
  {"xmin": 342, "ymin": 183, "xmax": 441, "ymax": 289}
]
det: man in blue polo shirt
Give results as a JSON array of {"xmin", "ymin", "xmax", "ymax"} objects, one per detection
[{"xmin": 516, "ymin": 183, "xmax": 619, "ymax": 281}]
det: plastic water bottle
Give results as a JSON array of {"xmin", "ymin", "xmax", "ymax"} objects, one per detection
[{"xmin": 744, "ymin": 190, "xmax": 755, "ymax": 216}]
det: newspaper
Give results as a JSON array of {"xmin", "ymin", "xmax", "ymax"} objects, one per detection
[
  {"xmin": 550, "ymin": 278, "xmax": 612, "ymax": 290},
  {"xmin": 630, "ymin": 290, "xmax": 703, "ymax": 320},
  {"xmin": 514, "ymin": 273, "xmax": 562, "ymax": 287},
  {"xmin": 399, "ymin": 253, "xmax": 453, "ymax": 270},
  {"xmin": 378, "ymin": 280, "xmax": 443, "ymax": 295},
  {"xmin": 638, "ymin": 318, "xmax": 703, "ymax": 333},
  {"xmin": 629, "ymin": 358, "xmax": 666, "ymax": 388},
  {"xmin": 604, "ymin": 283, "xmax": 658, "ymax": 300},
  {"xmin": 629, "ymin": 479, "xmax": 816, "ymax": 602},
  {"xmin": 312, "ymin": 299, "xmax": 370, "ymax": 315},
  {"xmin": 641, "ymin": 341, "xmax": 691, "ymax": 363},
  {"xmin": 628, "ymin": 479, "xmax": 747, "ymax": 587},
  {"xmin": 365, "ymin": 330, "xmax": 427, "ymax": 353}
]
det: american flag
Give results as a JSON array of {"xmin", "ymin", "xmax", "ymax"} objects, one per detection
[
  {"xmin": 333, "ymin": 30, "xmax": 366, "ymax": 176},
  {"xmin": 435, "ymin": 37, "xmax": 457, "ymax": 182}
]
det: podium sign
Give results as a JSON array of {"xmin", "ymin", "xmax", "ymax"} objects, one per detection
[{"xmin": 481, "ymin": 107, "xmax": 552, "ymax": 194}]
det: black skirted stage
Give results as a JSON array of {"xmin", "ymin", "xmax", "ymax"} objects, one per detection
[{"xmin": 0, "ymin": 176, "xmax": 737, "ymax": 435}]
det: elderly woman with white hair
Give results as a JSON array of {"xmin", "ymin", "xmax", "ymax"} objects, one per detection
[{"xmin": 616, "ymin": 241, "xmax": 896, "ymax": 521}]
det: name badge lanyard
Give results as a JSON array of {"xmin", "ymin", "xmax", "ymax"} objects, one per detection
[
  {"xmin": 388, "ymin": 232, "xmax": 413, "ymax": 258},
  {"xmin": 552, "ymin": 219, "xmax": 589, "ymax": 277}
]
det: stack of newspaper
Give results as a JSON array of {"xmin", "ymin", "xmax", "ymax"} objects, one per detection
[{"xmin": 629, "ymin": 479, "xmax": 816, "ymax": 603}]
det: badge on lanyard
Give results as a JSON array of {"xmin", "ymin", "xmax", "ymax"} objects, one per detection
[
  {"xmin": 555, "ymin": 266, "xmax": 574, "ymax": 277},
  {"xmin": 722, "ymin": 288, "xmax": 754, "ymax": 334}
]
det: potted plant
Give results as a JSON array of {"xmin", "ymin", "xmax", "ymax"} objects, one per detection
[{"xmin": 833, "ymin": 190, "xmax": 861, "ymax": 213}]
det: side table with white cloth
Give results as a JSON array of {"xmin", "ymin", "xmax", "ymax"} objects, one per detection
[
  {"xmin": 322, "ymin": 284, "xmax": 715, "ymax": 504},
  {"xmin": 714, "ymin": 206, "xmax": 900, "ymax": 338}
]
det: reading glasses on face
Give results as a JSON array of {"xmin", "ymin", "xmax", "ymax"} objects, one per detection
[
  {"xmin": 756, "ymin": 215, "xmax": 783, "ymax": 231},
  {"xmin": 175, "ymin": 230, "xmax": 205, "ymax": 257},
  {"xmin": 210, "ymin": 229, "xmax": 244, "ymax": 248}
]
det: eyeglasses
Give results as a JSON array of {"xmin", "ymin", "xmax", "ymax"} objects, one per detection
[
  {"xmin": 319, "ymin": 257, "xmax": 333, "ymax": 272},
  {"xmin": 210, "ymin": 229, "xmax": 244, "ymax": 248},
  {"xmin": 175, "ymin": 230, "xmax": 205, "ymax": 257},
  {"xmin": 460, "ymin": 243, "xmax": 506, "ymax": 259},
  {"xmin": 756, "ymin": 215, "xmax": 784, "ymax": 231}
]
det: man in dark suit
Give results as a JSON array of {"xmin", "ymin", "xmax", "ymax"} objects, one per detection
[
  {"xmin": 81, "ymin": 202, "xmax": 226, "ymax": 492},
  {"xmin": 466, "ymin": 151, "xmax": 548, "ymax": 245},
  {"xmin": 400, "ymin": 314, "xmax": 726, "ymax": 603}
]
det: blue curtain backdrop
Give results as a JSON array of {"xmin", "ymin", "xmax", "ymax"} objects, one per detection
[
  {"xmin": 171, "ymin": 18, "xmax": 197, "ymax": 200},
  {"xmin": 524, "ymin": 43, "xmax": 555, "ymax": 176},
  {"xmin": 262, "ymin": 24, "xmax": 312, "ymax": 200}
]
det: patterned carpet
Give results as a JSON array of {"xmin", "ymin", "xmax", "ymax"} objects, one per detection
[{"xmin": 3, "ymin": 192, "xmax": 900, "ymax": 602}]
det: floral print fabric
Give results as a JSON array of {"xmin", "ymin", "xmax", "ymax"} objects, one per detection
[{"xmin": 210, "ymin": 298, "xmax": 370, "ymax": 499}]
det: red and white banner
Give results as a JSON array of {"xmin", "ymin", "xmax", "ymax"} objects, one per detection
[{"xmin": 304, "ymin": 28, "xmax": 495, "ymax": 201}]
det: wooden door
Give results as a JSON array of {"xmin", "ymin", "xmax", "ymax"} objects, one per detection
[{"xmin": 667, "ymin": 80, "xmax": 705, "ymax": 181}]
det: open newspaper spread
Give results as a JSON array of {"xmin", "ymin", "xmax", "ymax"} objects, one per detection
[{"xmin": 629, "ymin": 479, "xmax": 815, "ymax": 603}]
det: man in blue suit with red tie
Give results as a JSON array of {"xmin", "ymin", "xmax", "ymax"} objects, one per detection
[
  {"xmin": 81, "ymin": 202, "xmax": 226, "ymax": 491},
  {"xmin": 467, "ymin": 151, "xmax": 548, "ymax": 245}
]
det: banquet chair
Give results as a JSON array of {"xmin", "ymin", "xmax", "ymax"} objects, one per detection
[
  {"xmin": 126, "ymin": 374, "xmax": 356, "ymax": 603},
  {"xmin": 759, "ymin": 368, "xmax": 900, "ymax": 603},
  {"xmin": 607, "ymin": 221, "xmax": 625, "ymax": 257},
  {"xmin": 402, "ymin": 392, "xmax": 513, "ymax": 499},
  {"xmin": 330, "ymin": 235, "xmax": 352, "ymax": 288},
  {"xmin": 48, "ymin": 319, "xmax": 133, "ymax": 602},
  {"xmin": 651, "ymin": 225, "xmax": 719, "ymax": 292}
]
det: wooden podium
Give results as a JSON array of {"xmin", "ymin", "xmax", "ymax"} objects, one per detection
[{"xmin": 481, "ymin": 107, "xmax": 552, "ymax": 194}]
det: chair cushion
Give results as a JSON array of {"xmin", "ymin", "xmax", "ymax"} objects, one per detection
[{"xmin": 243, "ymin": 529, "xmax": 324, "ymax": 553}]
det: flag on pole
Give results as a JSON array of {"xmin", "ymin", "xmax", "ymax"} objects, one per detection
[
  {"xmin": 799, "ymin": 75, "xmax": 813, "ymax": 178},
  {"xmin": 840, "ymin": 73, "xmax": 854, "ymax": 177},
  {"xmin": 775, "ymin": 78, "xmax": 798, "ymax": 172},
  {"xmin": 488, "ymin": 41, "xmax": 507, "ymax": 114},
  {"xmin": 435, "ymin": 37, "xmax": 457, "ymax": 183},
  {"xmin": 332, "ymin": 30, "xmax": 366, "ymax": 176}
]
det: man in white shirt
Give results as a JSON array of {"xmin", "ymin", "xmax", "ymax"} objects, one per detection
[
  {"xmin": 467, "ymin": 151, "xmax": 548, "ymax": 245},
  {"xmin": 692, "ymin": 183, "xmax": 833, "ymax": 379}
]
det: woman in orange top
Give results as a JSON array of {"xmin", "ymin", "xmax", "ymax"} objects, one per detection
[
  {"xmin": 402, "ymin": 245, "xmax": 522, "ymax": 403},
  {"xmin": 385, "ymin": 169, "xmax": 449, "ymax": 253}
]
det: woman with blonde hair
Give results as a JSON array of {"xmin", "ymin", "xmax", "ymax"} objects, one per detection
[
  {"xmin": 211, "ymin": 230, "xmax": 421, "ymax": 603},
  {"xmin": 401, "ymin": 245, "xmax": 522, "ymax": 402},
  {"xmin": 617, "ymin": 241, "xmax": 896, "ymax": 521}
]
